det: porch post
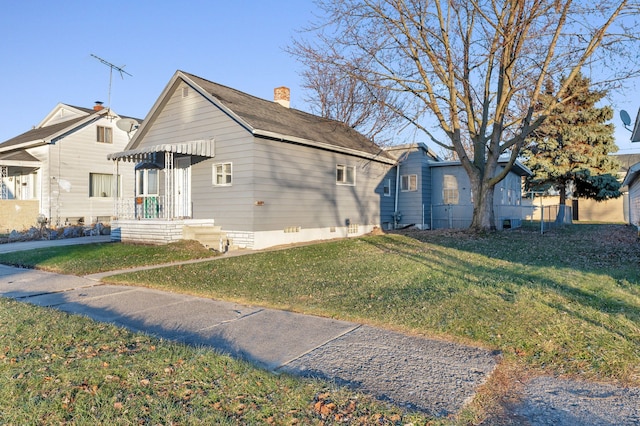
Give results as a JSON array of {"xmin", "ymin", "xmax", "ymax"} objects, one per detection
[
  {"xmin": 0, "ymin": 166, "xmax": 7, "ymax": 200},
  {"xmin": 165, "ymin": 152, "xmax": 174, "ymax": 219},
  {"xmin": 112, "ymin": 160, "xmax": 119, "ymax": 219}
]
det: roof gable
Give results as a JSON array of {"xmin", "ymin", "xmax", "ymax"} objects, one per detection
[{"xmin": 0, "ymin": 104, "xmax": 138, "ymax": 153}]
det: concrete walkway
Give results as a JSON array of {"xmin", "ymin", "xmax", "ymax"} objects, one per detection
[
  {"xmin": 0, "ymin": 235, "xmax": 111, "ymax": 253},
  {"xmin": 0, "ymin": 236, "xmax": 499, "ymax": 417}
]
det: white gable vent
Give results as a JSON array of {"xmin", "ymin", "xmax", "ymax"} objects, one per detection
[{"xmin": 182, "ymin": 87, "xmax": 189, "ymax": 98}]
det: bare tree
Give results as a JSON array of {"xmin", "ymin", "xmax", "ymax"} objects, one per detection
[
  {"xmin": 293, "ymin": 0, "xmax": 640, "ymax": 231},
  {"xmin": 291, "ymin": 44, "xmax": 404, "ymax": 145}
]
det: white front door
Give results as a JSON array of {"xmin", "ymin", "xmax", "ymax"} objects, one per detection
[{"xmin": 174, "ymin": 157, "xmax": 191, "ymax": 218}]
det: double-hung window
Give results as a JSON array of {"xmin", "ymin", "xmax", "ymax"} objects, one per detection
[
  {"xmin": 401, "ymin": 174, "xmax": 417, "ymax": 192},
  {"xmin": 443, "ymin": 174, "xmax": 459, "ymax": 204},
  {"xmin": 336, "ymin": 164, "xmax": 355, "ymax": 185},
  {"xmin": 97, "ymin": 126, "xmax": 113, "ymax": 144},
  {"xmin": 213, "ymin": 162, "xmax": 232, "ymax": 186}
]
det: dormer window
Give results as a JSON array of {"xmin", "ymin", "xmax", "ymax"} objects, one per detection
[{"xmin": 97, "ymin": 126, "xmax": 113, "ymax": 144}]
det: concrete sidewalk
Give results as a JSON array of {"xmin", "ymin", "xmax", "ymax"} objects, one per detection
[
  {"xmin": 0, "ymin": 235, "xmax": 111, "ymax": 253},
  {"xmin": 0, "ymin": 261, "xmax": 498, "ymax": 417}
]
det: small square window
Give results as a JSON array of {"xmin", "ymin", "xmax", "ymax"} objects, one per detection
[
  {"xmin": 383, "ymin": 179, "xmax": 391, "ymax": 196},
  {"xmin": 336, "ymin": 164, "xmax": 356, "ymax": 185},
  {"xmin": 213, "ymin": 162, "xmax": 232, "ymax": 186},
  {"xmin": 97, "ymin": 126, "xmax": 113, "ymax": 144}
]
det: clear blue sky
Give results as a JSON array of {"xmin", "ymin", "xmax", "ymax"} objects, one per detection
[{"xmin": 1, "ymin": 0, "xmax": 639, "ymax": 154}]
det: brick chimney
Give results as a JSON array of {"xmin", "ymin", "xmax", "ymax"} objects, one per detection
[
  {"xmin": 93, "ymin": 101, "xmax": 104, "ymax": 111},
  {"xmin": 274, "ymin": 86, "xmax": 290, "ymax": 108}
]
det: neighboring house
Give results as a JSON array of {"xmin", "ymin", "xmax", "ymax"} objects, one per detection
[
  {"xmin": 383, "ymin": 143, "xmax": 531, "ymax": 230},
  {"xmin": 108, "ymin": 71, "xmax": 397, "ymax": 250},
  {"xmin": 522, "ymin": 153, "xmax": 640, "ymax": 224},
  {"xmin": 622, "ymin": 162, "xmax": 640, "ymax": 227},
  {"xmin": 621, "ymin": 109, "xmax": 640, "ymax": 227},
  {"xmin": 0, "ymin": 103, "xmax": 138, "ymax": 231}
]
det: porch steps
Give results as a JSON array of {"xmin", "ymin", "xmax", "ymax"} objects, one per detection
[{"xmin": 183, "ymin": 225, "xmax": 234, "ymax": 252}]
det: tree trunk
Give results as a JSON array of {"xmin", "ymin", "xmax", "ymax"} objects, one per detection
[
  {"xmin": 556, "ymin": 183, "xmax": 567, "ymax": 224},
  {"xmin": 469, "ymin": 177, "xmax": 496, "ymax": 232}
]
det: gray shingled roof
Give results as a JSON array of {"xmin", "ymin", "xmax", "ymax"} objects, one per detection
[
  {"xmin": 182, "ymin": 72, "xmax": 395, "ymax": 162},
  {"xmin": 0, "ymin": 116, "xmax": 88, "ymax": 150},
  {"xmin": 0, "ymin": 105, "xmax": 140, "ymax": 151}
]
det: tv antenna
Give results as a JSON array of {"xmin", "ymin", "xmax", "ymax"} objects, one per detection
[{"xmin": 90, "ymin": 54, "xmax": 132, "ymax": 111}]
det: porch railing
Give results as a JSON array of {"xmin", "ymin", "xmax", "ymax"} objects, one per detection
[{"xmin": 116, "ymin": 196, "xmax": 167, "ymax": 220}]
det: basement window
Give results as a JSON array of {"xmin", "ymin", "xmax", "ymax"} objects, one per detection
[{"xmin": 97, "ymin": 126, "xmax": 113, "ymax": 143}]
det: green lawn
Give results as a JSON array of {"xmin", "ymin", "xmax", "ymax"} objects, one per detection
[
  {"xmin": 2, "ymin": 223, "xmax": 639, "ymax": 388},
  {"xmin": 104, "ymin": 224, "xmax": 640, "ymax": 385}
]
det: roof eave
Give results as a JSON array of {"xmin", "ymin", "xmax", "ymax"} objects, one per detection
[
  {"xmin": 0, "ymin": 110, "xmax": 106, "ymax": 153},
  {"xmin": 622, "ymin": 162, "xmax": 640, "ymax": 187},
  {"xmin": 253, "ymin": 129, "xmax": 396, "ymax": 164}
]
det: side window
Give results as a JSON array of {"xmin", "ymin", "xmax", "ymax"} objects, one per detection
[
  {"xmin": 213, "ymin": 163, "xmax": 232, "ymax": 186},
  {"xmin": 383, "ymin": 179, "xmax": 391, "ymax": 196},
  {"xmin": 97, "ymin": 126, "xmax": 113, "ymax": 144},
  {"xmin": 336, "ymin": 164, "xmax": 356, "ymax": 185},
  {"xmin": 443, "ymin": 174, "xmax": 459, "ymax": 204},
  {"xmin": 401, "ymin": 174, "xmax": 417, "ymax": 192}
]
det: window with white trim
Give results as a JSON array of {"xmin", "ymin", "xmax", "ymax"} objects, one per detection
[
  {"xmin": 443, "ymin": 174, "xmax": 459, "ymax": 204},
  {"xmin": 213, "ymin": 162, "xmax": 232, "ymax": 186},
  {"xmin": 336, "ymin": 164, "xmax": 355, "ymax": 185},
  {"xmin": 96, "ymin": 126, "xmax": 113, "ymax": 144},
  {"xmin": 401, "ymin": 174, "xmax": 417, "ymax": 192},
  {"xmin": 136, "ymin": 169, "xmax": 159, "ymax": 195},
  {"xmin": 90, "ymin": 173, "xmax": 120, "ymax": 197},
  {"xmin": 383, "ymin": 179, "xmax": 391, "ymax": 196}
]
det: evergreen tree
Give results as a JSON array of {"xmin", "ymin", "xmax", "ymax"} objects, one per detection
[{"xmin": 523, "ymin": 73, "xmax": 621, "ymax": 210}]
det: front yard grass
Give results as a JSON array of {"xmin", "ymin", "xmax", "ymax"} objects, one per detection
[
  {"xmin": 105, "ymin": 224, "xmax": 640, "ymax": 386},
  {"xmin": 2, "ymin": 223, "xmax": 639, "ymax": 387}
]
